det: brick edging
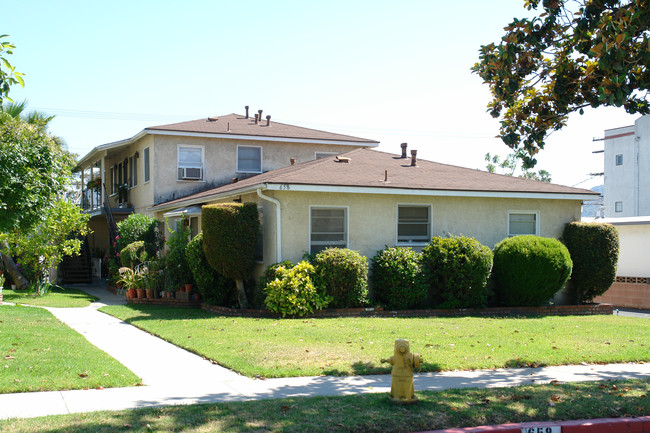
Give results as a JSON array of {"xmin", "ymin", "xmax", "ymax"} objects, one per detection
[
  {"xmin": 420, "ymin": 415, "xmax": 650, "ymax": 433},
  {"xmin": 202, "ymin": 303, "xmax": 613, "ymax": 318}
]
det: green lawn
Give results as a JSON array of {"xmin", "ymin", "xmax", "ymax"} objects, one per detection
[
  {"xmin": 2, "ymin": 286, "xmax": 98, "ymax": 308},
  {"xmin": 100, "ymin": 304, "xmax": 650, "ymax": 378},
  {"xmin": 1, "ymin": 378, "xmax": 648, "ymax": 432},
  {"xmin": 0, "ymin": 305, "xmax": 141, "ymax": 393}
]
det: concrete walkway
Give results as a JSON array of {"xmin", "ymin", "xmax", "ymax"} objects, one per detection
[{"xmin": 1, "ymin": 283, "xmax": 649, "ymax": 420}]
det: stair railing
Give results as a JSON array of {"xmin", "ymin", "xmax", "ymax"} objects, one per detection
[{"xmin": 103, "ymin": 183, "xmax": 118, "ymax": 245}]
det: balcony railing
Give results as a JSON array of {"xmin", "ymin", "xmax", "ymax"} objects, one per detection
[{"xmin": 81, "ymin": 187, "xmax": 102, "ymax": 211}]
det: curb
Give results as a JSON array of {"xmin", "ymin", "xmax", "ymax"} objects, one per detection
[{"xmin": 419, "ymin": 416, "xmax": 650, "ymax": 432}]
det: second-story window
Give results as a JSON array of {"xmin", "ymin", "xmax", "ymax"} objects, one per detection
[
  {"xmin": 128, "ymin": 155, "xmax": 137, "ymax": 188},
  {"xmin": 615, "ymin": 154, "xmax": 623, "ymax": 166},
  {"xmin": 178, "ymin": 145, "xmax": 204, "ymax": 180},
  {"xmin": 237, "ymin": 145, "xmax": 262, "ymax": 173},
  {"xmin": 144, "ymin": 147, "xmax": 150, "ymax": 183}
]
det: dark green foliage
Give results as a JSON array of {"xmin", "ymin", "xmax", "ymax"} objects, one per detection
[
  {"xmin": 186, "ymin": 233, "xmax": 234, "ymax": 306},
  {"xmin": 421, "ymin": 235, "xmax": 493, "ymax": 309},
  {"xmin": 116, "ymin": 213, "xmax": 163, "ymax": 257},
  {"xmin": 312, "ymin": 248, "xmax": 368, "ymax": 308},
  {"xmin": 120, "ymin": 241, "xmax": 146, "ymax": 269},
  {"xmin": 263, "ymin": 261, "xmax": 331, "ymax": 317},
  {"xmin": 165, "ymin": 219, "xmax": 193, "ymax": 288},
  {"xmin": 202, "ymin": 203, "xmax": 259, "ymax": 281},
  {"xmin": 562, "ymin": 222, "xmax": 619, "ymax": 303},
  {"xmin": 493, "ymin": 235, "xmax": 573, "ymax": 307},
  {"xmin": 370, "ymin": 246, "xmax": 427, "ymax": 310}
]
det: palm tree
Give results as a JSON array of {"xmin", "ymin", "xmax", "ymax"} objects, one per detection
[{"xmin": 0, "ymin": 100, "xmax": 55, "ymax": 126}]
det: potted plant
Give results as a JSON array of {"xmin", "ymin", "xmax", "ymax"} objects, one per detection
[{"xmin": 117, "ymin": 267, "xmax": 139, "ymax": 300}]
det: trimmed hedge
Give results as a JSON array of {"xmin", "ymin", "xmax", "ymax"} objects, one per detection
[
  {"xmin": 164, "ymin": 219, "xmax": 193, "ymax": 288},
  {"xmin": 116, "ymin": 213, "xmax": 163, "ymax": 256},
  {"xmin": 186, "ymin": 233, "xmax": 233, "ymax": 306},
  {"xmin": 493, "ymin": 235, "xmax": 573, "ymax": 307},
  {"xmin": 370, "ymin": 246, "xmax": 427, "ymax": 310},
  {"xmin": 421, "ymin": 235, "xmax": 493, "ymax": 309},
  {"xmin": 312, "ymin": 248, "xmax": 369, "ymax": 308},
  {"xmin": 562, "ymin": 222, "xmax": 619, "ymax": 303},
  {"xmin": 202, "ymin": 203, "xmax": 259, "ymax": 281},
  {"xmin": 120, "ymin": 241, "xmax": 146, "ymax": 269},
  {"xmin": 264, "ymin": 261, "xmax": 331, "ymax": 317}
]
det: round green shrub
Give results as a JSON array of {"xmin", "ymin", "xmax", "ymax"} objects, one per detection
[
  {"xmin": 264, "ymin": 261, "xmax": 331, "ymax": 317},
  {"xmin": 562, "ymin": 222, "xmax": 619, "ymax": 303},
  {"xmin": 186, "ymin": 233, "xmax": 234, "ymax": 306},
  {"xmin": 493, "ymin": 235, "xmax": 573, "ymax": 307},
  {"xmin": 421, "ymin": 235, "xmax": 493, "ymax": 309},
  {"xmin": 312, "ymin": 248, "xmax": 368, "ymax": 308},
  {"xmin": 120, "ymin": 241, "xmax": 146, "ymax": 269},
  {"xmin": 370, "ymin": 246, "xmax": 427, "ymax": 310},
  {"xmin": 116, "ymin": 213, "xmax": 163, "ymax": 256}
]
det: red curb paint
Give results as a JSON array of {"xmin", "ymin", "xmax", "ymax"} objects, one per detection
[{"xmin": 418, "ymin": 417, "xmax": 650, "ymax": 433}]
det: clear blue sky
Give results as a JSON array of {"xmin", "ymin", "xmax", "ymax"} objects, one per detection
[{"xmin": 4, "ymin": 0, "xmax": 639, "ymax": 188}]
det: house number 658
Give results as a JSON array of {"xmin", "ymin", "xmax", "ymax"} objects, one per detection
[
  {"xmin": 521, "ymin": 427, "xmax": 560, "ymax": 433},
  {"xmin": 280, "ymin": 184, "xmax": 290, "ymax": 190}
]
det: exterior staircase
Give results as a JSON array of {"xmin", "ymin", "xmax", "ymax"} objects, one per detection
[{"xmin": 61, "ymin": 236, "xmax": 92, "ymax": 284}]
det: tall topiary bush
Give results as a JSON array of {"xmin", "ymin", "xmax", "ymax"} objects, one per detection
[
  {"xmin": 493, "ymin": 235, "xmax": 573, "ymax": 307},
  {"xmin": 120, "ymin": 241, "xmax": 146, "ymax": 269},
  {"xmin": 264, "ymin": 261, "xmax": 331, "ymax": 317},
  {"xmin": 312, "ymin": 248, "xmax": 368, "ymax": 308},
  {"xmin": 186, "ymin": 233, "xmax": 233, "ymax": 306},
  {"xmin": 421, "ymin": 235, "xmax": 493, "ymax": 309},
  {"xmin": 116, "ymin": 213, "xmax": 163, "ymax": 257},
  {"xmin": 202, "ymin": 203, "xmax": 259, "ymax": 308},
  {"xmin": 370, "ymin": 246, "xmax": 427, "ymax": 310},
  {"xmin": 562, "ymin": 222, "xmax": 619, "ymax": 303}
]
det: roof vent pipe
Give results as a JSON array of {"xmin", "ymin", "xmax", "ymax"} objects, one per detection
[
  {"xmin": 245, "ymin": 106, "xmax": 249, "ymax": 119},
  {"xmin": 258, "ymin": 109, "xmax": 263, "ymax": 121},
  {"xmin": 410, "ymin": 149, "xmax": 418, "ymax": 167},
  {"xmin": 254, "ymin": 113, "xmax": 259, "ymax": 124},
  {"xmin": 401, "ymin": 142, "xmax": 408, "ymax": 158},
  {"xmin": 266, "ymin": 115, "xmax": 271, "ymax": 126},
  {"xmin": 290, "ymin": 157, "xmax": 296, "ymax": 165}
]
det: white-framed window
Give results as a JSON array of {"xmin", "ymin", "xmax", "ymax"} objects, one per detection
[
  {"xmin": 177, "ymin": 145, "xmax": 204, "ymax": 180},
  {"xmin": 508, "ymin": 211, "xmax": 539, "ymax": 236},
  {"xmin": 237, "ymin": 145, "xmax": 262, "ymax": 173},
  {"xmin": 315, "ymin": 152, "xmax": 338, "ymax": 160},
  {"xmin": 128, "ymin": 155, "xmax": 137, "ymax": 188},
  {"xmin": 310, "ymin": 206, "xmax": 348, "ymax": 255},
  {"xmin": 615, "ymin": 201, "xmax": 623, "ymax": 212},
  {"xmin": 397, "ymin": 204, "xmax": 431, "ymax": 244},
  {"xmin": 615, "ymin": 154, "xmax": 623, "ymax": 166},
  {"xmin": 144, "ymin": 147, "xmax": 150, "ymax": 183}
]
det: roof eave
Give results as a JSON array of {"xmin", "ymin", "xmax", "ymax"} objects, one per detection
[{"xmin": 77, "ymin": 130, "xmax": 149, "ymax": 167}]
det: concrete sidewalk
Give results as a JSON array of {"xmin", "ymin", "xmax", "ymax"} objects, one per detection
[{"xmin": 1, "ymin": 283, "xmax": 649, "ymax": 420}]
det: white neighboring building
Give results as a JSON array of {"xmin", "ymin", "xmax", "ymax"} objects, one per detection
[{"xmin": 603, "ymin": 114, "xmax": 650, "ymax": 217}]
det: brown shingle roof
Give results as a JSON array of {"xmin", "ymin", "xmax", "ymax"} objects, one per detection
[
  {"xmin": 146, "ymin": 113, "xmax": 379, "ymax": 144},
  {"xmin": 154, "ymin": 149, "xmax": 598, "ymax": 209}
]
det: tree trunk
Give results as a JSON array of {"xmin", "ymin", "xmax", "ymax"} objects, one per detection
[
  {"xmin": 235, "ymin": 279, "xmax": 249, "ymax": 309},
  {"xmin": 0, "ymin": 240, "xmax": 29, "ymax": 290}
]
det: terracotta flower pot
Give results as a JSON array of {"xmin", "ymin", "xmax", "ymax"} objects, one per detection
[
  {"xmin": 185, "ymin": 284, "xmax": 193, "ymax": 293},
  {"xmin": 146, "ymin": 289, "xmax": 154, "ymax": 299},
  {"xmin": 136, "ymin": 288, "xmax": 146, "ymax": 299},
  {"xmin": 126, "ymin": 288, "xmax": 136, "ymax": 300}
]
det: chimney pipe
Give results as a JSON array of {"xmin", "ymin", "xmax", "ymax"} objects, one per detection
[
  {"xmin": 245, "ymin": 106, "xmax": 249, "ymax": 119},
  {"xmin": 400, "ymin": 142, "xmax": 408, "ymax": 158},
  {"xmin": 266, "ymin": 115, "xmax": 271, "ymax": 126},
  {"xmin": 410, "ymin": 149, "xmax": 418, "ymax": 166},
  {"xmin": 290, "ymin": 157, "xmax": 296, "ymax": 165},
  {"xmin": 254, "ymin": 113, "xmax": 259, "ymax": 124},
  {"xmin": 258, "ymin": 109, "xmax": 263, "ymax": 121}
]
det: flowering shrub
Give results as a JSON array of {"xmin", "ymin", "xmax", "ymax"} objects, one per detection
[{"xmin": 264, "ymin": 261, "xmax": 331, "ymax": 317}]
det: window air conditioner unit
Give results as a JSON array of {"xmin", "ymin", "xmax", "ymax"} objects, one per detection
[{"xmin": 180, "ymin": 167, "xmax": 202, "ymax": 180}]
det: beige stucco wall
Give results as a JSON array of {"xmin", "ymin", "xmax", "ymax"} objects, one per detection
[
  {"xmin": 101, "ymin": 135, "xmax": 155, "ymax": 212},
  {"xmin": 266, "ymin": 191, "xmax": 582, "ymax": 264},
  {"xmin": 610, "ymin": 223, "xmax": 650, "ymax": 277},
  {"xmin": 152, "ymin": 134, "xmax": 360, "ymax": 204}
]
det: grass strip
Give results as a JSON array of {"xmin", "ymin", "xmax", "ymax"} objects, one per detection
[
  {"xmin": 100, "ymin": 304, "xmax": 650, "ymax": 378},
  {"xmin": 1, "ymin": 378, "xmax": 648, "ymax": 432},
  {"xmin": 0, "ymin": 305, "xmax": 141, "ymax": 393},
  {"xmin": 2, "ymin": 286, "xmax": 98, "ymax": 308}
]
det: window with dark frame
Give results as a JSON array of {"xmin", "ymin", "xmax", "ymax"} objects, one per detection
[
  {"xmin": 310, "ymin": 207, "xmax": 347, "ymax": 254},
  {"xmin": 397, "ymin": 205, "xmax": 430, "ymax": 244}
]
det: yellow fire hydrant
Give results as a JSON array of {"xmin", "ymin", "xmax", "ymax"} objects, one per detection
[{"xmin": 381, "ymin": 339, "xmax": 422, "ymax": 404}]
